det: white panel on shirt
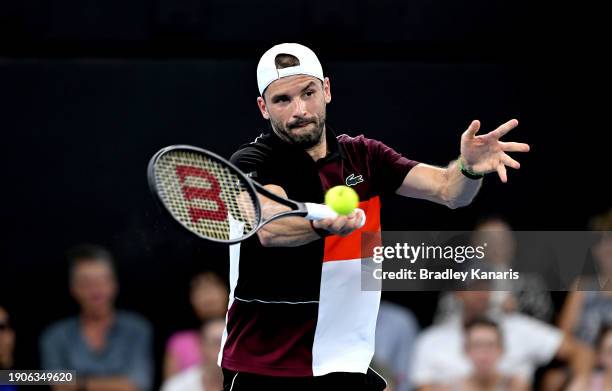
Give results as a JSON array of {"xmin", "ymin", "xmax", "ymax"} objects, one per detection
[
  {"xmin": 218, "ymin": 215, "xmax": 244, "ymax": 367},
  {"xmin": 312, "ymin": 259, "xmax": 381, "ymax": 376}
]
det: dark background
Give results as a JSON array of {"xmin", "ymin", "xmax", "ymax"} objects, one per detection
[{"xmin": 0, "ymin": 0, "xmax": 608, "ymax": 389}]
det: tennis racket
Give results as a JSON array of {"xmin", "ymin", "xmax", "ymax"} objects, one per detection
[{"xmin": 147, "ymin": 145, "xmax": 365, "ymax": 244}]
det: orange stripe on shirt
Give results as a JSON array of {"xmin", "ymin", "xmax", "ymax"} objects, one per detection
[{"xmin": 322, "ymin": 196, "xmax": 382, "ymax": 262}]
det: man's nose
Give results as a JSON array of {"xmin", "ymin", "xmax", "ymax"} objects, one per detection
[{"xmin": 291, "ymin": 97, "xmax": 307, "ymax": 117}]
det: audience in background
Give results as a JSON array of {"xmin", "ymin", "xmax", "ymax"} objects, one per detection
[
  {"xmin": 456, "ymin": 317, "xmax": 528, "ymax": 391},
  {"xmin": 435, "ymin": 217, "xmax": 553, "ymax": 324},
  {"xmin": 559, "ymin": 210, "xmax": 612, "ymax": 346},
  {"xmin": 161, "ymin": 318, "xmax": 225, "ymax": 391},
  {"xmin": 548, "ymin": 210, "xmax": 612, "ymax": 390},
  {"xmin": 163, "ymin": 272, "xmax": 228, "ymax": 380},
  {"xmin": 374, "ymin": 300, "xmax": 419, "ymax": 391},
  {"xmin": 40, "ymin": 244, "xmax": 153, "ymax": 391},
  {"xmin": 568, "ymin": 325, "xmax": 612, "ymax": 391},
  {"xmin": 0, "ymin": 306, "xmax": 17, "ymax": 391},
  {"xmin": 411, "ymin": 288, "xmax": 593, "ymax": 391}
]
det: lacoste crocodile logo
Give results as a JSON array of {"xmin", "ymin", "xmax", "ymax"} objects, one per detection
[{"xmin": 345, "ymin": 173, "xmax": 364, "ymax": 187}]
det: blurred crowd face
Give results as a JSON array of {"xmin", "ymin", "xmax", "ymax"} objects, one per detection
[
  {"xmin": 599, "ymin": 329, "xmax": 612, "ymax": 372},
  {"xmin": 472, "ymin": 218, "xmax": 516, "ymax": 266},
  {"xmin": 190, "ymin": 274, "xmax": 228, "ymax": 320},
  {"xmin": 70, "ymin": 259, "xmax": 117, "ymax": 317},
  {"xmin": 594, "ymin": 235, "xmax": 612, "ymax": 276},
  {"xmin": 465, "ymin": 324, "xmax": 503, "ymax": 378},
  {"xmin": 456, "ymin": 291, "xmax": 491, "ymax": 320},
  {"xmin": 0, "ymin": 306, "xmax": 15, "ymax": 369}
]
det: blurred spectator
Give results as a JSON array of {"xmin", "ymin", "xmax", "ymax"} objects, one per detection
[
  {"xmin": 455, "ymin": 317, "xmax": 528, "ymax": 391},
  {"xmin": 163, "ymin": 272, "xmax": 228, "ymax": 379},
  {"xmin": 568, "ymin": 324, "xmax": 612, "ymax": 391},
  {"xmin": 160, "ymin": 318, "xmax": 225, "ymax": 391},
  {"xmin": 435, "ymin": 217, "xmax": 553, "ymax": 324},
  {"xmin": 411, "ymin": 289, "xmax": 593, "ymax": 391},
  {"xmin": 559, "ymin": 209, "xmax": 612, "ymax": 346},
  {"xmin": 40, "ymin": 244, "xmax": 153, "ymax": 391},
  {"xmin": 0, "ymin": 305, "xmax": 17, "ymax": 391},
  {"xmin": 374, "ymin": 301, "xmax": 419, "ymax": 391}
]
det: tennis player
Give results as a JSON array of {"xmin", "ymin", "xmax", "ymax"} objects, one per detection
[{"xmin": 218, "ymin": 43, "xmax": 530, "ymax": 391}]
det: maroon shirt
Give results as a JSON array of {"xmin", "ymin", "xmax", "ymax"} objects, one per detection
[{"xmin": 221, "ymin": 127, "xmax": 419, "ymax": 376}]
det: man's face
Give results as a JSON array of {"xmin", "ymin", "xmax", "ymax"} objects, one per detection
[
  {"xmin": 70, "ymin": 259, "xmax": 117, "ymax": 315},
  {"xmin": 257, "ymin": 75, "xmax": 331, "ymax": 149},
  {"xmin": 0, "ymin": 307, "xmax": 15, "ymax": 361},
  {"xmin": 456, "ymin": 290, "xmax": 491, "ymax": 318},
  {"xmin": 594, "ymin": 235, "xmax": 612, "ymax": 274},
  {"xmin": 190, "ymin": 280, "xmax": 228, "ymax": 321},
  {"xmin": 465, "ymin": 325, "xmax": 503, "ymax": 376}
]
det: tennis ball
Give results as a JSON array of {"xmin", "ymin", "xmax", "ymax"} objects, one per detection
[{"xmin": 325, "ymin": 185, "xmax": 359, "ymax": 216}]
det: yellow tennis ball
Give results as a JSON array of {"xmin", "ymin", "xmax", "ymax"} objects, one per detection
[{"xmin": 325, "ymin": 185, "xmax": 359, "ymax": 216}]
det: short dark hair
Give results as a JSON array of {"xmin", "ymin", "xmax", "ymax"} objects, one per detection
[
  {"xmin": 274, "ymin": 53, "xmax": 300, "ymax": 69},
  {"xmin": 464, "ymin": 316, "xmax": 503, "ymax": 346},
  {"xmin": 66, "ymin": 244, "xmax": 115, "ymax": 281}
]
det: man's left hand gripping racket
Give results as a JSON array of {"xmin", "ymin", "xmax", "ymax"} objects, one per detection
[{"xmin": 148, "ymin": 145, "xmax": 365, "ymax": 244}]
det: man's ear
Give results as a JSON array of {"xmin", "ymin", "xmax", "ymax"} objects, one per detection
[
  {"xmin": 323, "ymin": 77, "xmax": 331, "ymax": 104},
  {"xmin": 256, "ymin": 96, "xmax": 270, "ymax": 120}
]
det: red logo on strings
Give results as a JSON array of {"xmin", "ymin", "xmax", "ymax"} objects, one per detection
[{"xmin": 175, "ymin": 165, "xmax": 227, "ymax": 222}]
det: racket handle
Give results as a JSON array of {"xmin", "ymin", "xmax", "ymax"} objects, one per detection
[
  {"xmin": 304, "ymin": 203, "xmax": 367, "ymax": 228},
  {"xmin": 304, "ymin": 203, "xmax": 337, "ymax": 220}
]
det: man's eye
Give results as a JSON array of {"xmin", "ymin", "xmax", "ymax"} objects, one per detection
[{"xmin": 305, "ymin": 90, "xmax": 315, "ymax": 96}]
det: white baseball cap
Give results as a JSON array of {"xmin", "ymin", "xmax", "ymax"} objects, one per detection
[{"xmin": 256, "ymin": 43, "xmax": 324, "ymax": 96}]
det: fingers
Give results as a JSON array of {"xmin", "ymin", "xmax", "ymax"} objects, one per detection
[
  {"xmin": 500, "ymin": 141, "xmax": 530, "ymax": 153},
  {"xmin": 314, "ymin": 210, "xmax": 362, "ymax": 236},
  {"xmin": 501, "ymin": 153, "xmax": 521, "ymax": 169},
  {"xmin": 497, "ymin": 164, "xmax": 508, "ymax": 183},
  {"xmin": 490, "ymin": 119, "xmax": 519, "ymax": 139},
  {"xmin": 464, "ymin": 120, "xmax": 481, "ymax": 138},
  {"xmin": 312, "ymin": 217, "xmax": 335, "ymax": 230}
]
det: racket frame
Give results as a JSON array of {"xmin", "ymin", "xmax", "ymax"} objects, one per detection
[{"xmin": 147, "ymin": 145, "xmax": 312, "ymax": 244}]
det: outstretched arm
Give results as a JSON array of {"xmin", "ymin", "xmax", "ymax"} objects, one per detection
[{"xmin": 396, "ymin": 119, "xmax": 530, "ymax": 208}]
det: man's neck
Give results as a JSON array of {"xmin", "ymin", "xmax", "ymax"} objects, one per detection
[
  {"xmin": 305, "ymin": 126, "xmax": 328, "ymax": 161},
  {"xmin": 471, "ymin": 372, "xmax": 500, "ymax": 390},
  {"xmin": 81, "ymin": 308, "xmax": 114, "ymax": 325},
  {"xmin": 0, "ymin": 352, "xmax": 13, "ymax": 369}
]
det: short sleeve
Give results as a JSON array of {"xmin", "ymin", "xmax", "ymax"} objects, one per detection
[
  {"xmin": 230, "ymin": 147, "xmax": 275, "ymax": 186},
  {"xmin": 123, "ymin": 319, "xmax": 154, "ymax": 391},
  {"xmin": 409, "ymin": 331, "xmax": 442, "ymax": 386},
  {"xmin": 503, "ymin": 314, "xmax": 563, "ymax": 368},
  {"xmin": 39, "ymin": 325, "xmax": 67, "ymax": 370},
  {"xmin": 370, "ymin": 139, "xmax": 419, "ymax": 195}
]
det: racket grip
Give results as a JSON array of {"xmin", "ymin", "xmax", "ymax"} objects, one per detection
[
  {"xmin": 304, "ymin": 203, "xmax": 338, "ymax": 220},
  {"xmin": 304, "ymin": 203, "xmax": 367, "ymax": 228}
]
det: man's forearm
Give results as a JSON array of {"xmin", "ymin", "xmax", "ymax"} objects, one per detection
[
  {"xmin": 256, "ymin": 185, "xmax": 321, "ymax": 247},
  {"xmin": 257, "ymin": 215, "xmax": 321, "ymax": 247},
  {"xmin": 442, "ymin": 159, "xmax": 482, "ymax": 209}
]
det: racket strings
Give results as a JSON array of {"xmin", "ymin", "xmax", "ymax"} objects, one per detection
[{"xmin": 154, "ymin": 151, "xmax": 259, "ymax": 241}]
